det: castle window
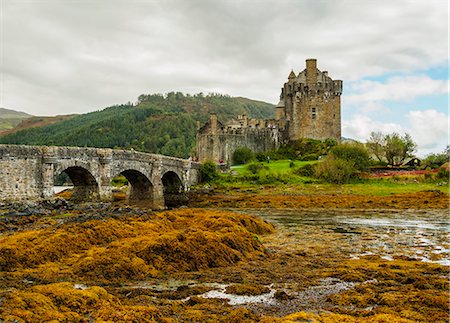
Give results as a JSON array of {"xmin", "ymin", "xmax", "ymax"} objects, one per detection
[{"xmin": 312, "ymin": 107, "xmax": 316, "ymax": 120}]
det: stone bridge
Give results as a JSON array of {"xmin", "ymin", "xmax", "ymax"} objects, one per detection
[{"xmin": 0, "ymin": 145, "xmax": 201, "ymax": 209}]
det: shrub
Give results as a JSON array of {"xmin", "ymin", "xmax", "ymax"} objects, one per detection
[
  {"xmin": 294, "ymin": 164, "xmax": 316, "ymax": 177},
  {"xmin": 314, "ymin": 156, "xmax": 356, "ymax": 184},
  {"xmin": 424, "ymin": 173, "xmax": 434, "ymax": 181},
  {"xmin": 246, "ymin": 162, "xmax": 269, "ymax": 174},
  {"xmin": 329, "ymin": 143, "xmax": 371, "ymax": 171},
  {"xmin": 255, "ymin": 152, "xmax": 267, "ymax": 162},
  {"xmin": 233, "ymin": 147, "xmax": 255, "ymax": 165},
  {"xmin": 199, "ymin": 160, "xmax": 219, "ymax": 182},
  {"xmin": 422, "ymin": 153, "xmax": 449, "ymax": 169},
  {"xmin": 436, "ymin": 168, "xmax": 449, "ymax": 181},
  {"xmin": 255, "ymin": 172, "xmax": 290, "ymax": 185},
  {"xmin": 275, "ymin": 138, "xmax": 330, "ymax": 160}
]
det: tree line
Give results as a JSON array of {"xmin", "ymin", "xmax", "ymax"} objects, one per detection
[{"xmin": 0, "ymin": 93, "xmax": 274, "ymax": 158}]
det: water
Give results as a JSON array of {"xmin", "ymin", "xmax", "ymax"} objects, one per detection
[
  {"xmin": 53, "ymin": 186, "xmax": 73, "ymax": 194},
  {"xmin": 248, "ymin": 208, "xmax": 450, "ymax": 266}
]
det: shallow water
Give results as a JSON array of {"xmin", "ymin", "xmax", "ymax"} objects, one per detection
[{"xmin": 247, "ymin": 208, "xmax": 450, "ymax": 266}]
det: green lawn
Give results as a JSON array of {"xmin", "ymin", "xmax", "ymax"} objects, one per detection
[
  {"xmin": 220, "ymin": 159, "xmax": 450, "ymax": 196},
  {"xmin": 231, "ymin": 159, "xmax": 316, "ymax": 175}
]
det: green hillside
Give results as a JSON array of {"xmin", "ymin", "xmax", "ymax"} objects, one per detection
[
  {"xmin": 0, "ymin": 93, "xmax": 274, "ymax": 158},
  {"xmin": 0, "ymin": 108, "xmax": 32, "ymax": 131}
]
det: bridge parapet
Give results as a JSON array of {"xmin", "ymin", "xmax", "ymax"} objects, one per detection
[{"xmin": 0, "ymin": 144, "xmax": 200, "ymax": 208}]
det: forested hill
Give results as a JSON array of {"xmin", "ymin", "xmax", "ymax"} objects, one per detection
[{"xmin": 0, "ymin": 93, "xmax": 274, "ymax": 158}]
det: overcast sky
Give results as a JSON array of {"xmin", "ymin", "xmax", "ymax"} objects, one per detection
[{"xmin": 1, "ymin": 0, "xmax": 448, "ymax": 156}]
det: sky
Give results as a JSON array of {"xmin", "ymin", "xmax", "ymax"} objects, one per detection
[{"xmin": 1, "ymin": 0, "xmax": 448, "ymax": 156}]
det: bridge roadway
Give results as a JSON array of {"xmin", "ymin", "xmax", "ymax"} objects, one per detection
[{"xmin": 0, "ymin": 145, "xmax": 201, "ymax": 209}]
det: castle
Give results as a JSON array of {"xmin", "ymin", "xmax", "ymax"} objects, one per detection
[{"xmin": 196, "ymin": 59, "xmax": 342, "ymax": 163}]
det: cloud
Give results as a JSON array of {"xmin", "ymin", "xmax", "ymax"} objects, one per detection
[
  {"xmin": 343, "ymin": 114, "xmax": 405, "ymax": 142},
  {"xmin": 408, "ymin": 110, "xmax": 449, "ymax": 152},
  {"xmin": 1, "ymin": 0, "xmax": 448, "ymax": 116},
  {"xmin": 345, "ymin": 76, "xmax": 449, "ymax": 106},
  {"xmin": 343, "ymin": 109, "xmax": 449, "ymax": 156}
]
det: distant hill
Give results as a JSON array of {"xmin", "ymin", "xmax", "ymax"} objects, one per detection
[
  {"xmin": 0, "ymin": 107, "xmax": 31, "ymax": 119},
  {"xmin": 0, "ymin": 93, "xmax": 275, "ymax": 158},
  {"xmin": 0, "ymin": 107, "xmax": 32, "ymax": 132},
  {"xmin": 0, "ymin": 114, "xmax": 77, "ymax": 136}
]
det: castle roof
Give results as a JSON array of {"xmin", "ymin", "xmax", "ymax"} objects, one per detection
[{"xmin": 288, "ymin": 70, "xmax": 296, "ymax": 79}]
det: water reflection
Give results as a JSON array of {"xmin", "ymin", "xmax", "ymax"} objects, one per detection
[{"xmin": 247, "ymin": 208, "xmax": 450, "ymax": 266}]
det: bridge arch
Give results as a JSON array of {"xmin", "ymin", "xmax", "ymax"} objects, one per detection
[
  {"xmin": 116, "ymin": 169, "xmax": 155, "ymax": 206},
  {"xmin": 161, "ymin": 170, "xmax": 185, "ymax": 208},
  {"xmin": 55, "ymin": 166, "xmax": 99, "ymax": 202}
]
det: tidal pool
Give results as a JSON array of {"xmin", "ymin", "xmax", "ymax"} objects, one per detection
[{"xmin": 247, "ymin": 208, "xmax": 450, "ymax": 266}]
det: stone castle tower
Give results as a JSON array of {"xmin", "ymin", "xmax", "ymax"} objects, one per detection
[
  {"xmin": 196, "ymin": 59, "xmax": 342, "ymax": 163},
  {"xmin": 276, "ymin": 58, "xmax": 342, "ymax": 141}
]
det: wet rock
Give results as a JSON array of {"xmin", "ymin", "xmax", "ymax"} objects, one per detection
[{"xmin": 274, "ymin": 290, "xmax": 295, "ymax": 300}]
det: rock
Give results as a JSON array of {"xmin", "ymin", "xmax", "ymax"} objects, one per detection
[{"xmin": 274, "ymin": 290, "xmax": 295, "ymax": 300}]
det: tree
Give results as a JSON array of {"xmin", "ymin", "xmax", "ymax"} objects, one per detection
[
  {"xmin": 232, "ymin": 147, "xmax": 255, "ymax": 164},
  {"xmin": 366, "ymin": 132, "xmax": 417, "ymax": 166},
  {"xmin": 384, "ymin": 133, "xmax": 416, "ymax": 166},
  {"xmin": 367, "ymin": 131, "xmax": 385, "ymax": 162}
]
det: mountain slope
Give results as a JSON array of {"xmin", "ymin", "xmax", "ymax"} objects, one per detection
[
  {"xmin": 0, "ymin": 115, "xmax": 77, "ymax": 136},
  {"xmin": 0, "ymin": 108, "xmax": 32, "ymax": 131},
  {"xmin": 0, "ymin": 93, "xmax": 275, "ymax": 158}
]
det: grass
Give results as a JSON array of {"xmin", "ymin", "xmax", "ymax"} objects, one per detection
[
  {"xmin": 213, "ymin": 181, "xmax": 449, "ymax": 196},
  {"xmin": 231, "ymin": 159, "xmax": 316, "ymax": 175},
  {"xmin": 216, "ymin": 160, "xmax": 450, "ymax": 196}
]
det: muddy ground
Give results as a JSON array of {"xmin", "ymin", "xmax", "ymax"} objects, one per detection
[
  {"xmin": 187, "ymin": 189, "xmax": 449, "ymax": 209},
  {"xmin": 0, "ymin": 190, "xmax": 449, "ymax": 322}
]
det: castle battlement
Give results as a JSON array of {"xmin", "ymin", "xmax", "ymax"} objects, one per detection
[
  {"xmin": 277, "ymin": 59, "xmax": 342, "ymax": 141},
  {"xmin": 196, "ymin": 59, "xmax": 342, "ymax": 163}
]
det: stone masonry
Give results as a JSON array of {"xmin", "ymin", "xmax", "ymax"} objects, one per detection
[
  {"xmin": 0, "ymin": 145, "xmax": 200, "ymax": 208},
  {"xmin": 196, "ymin": 59, "xmax": 342, "ymax": 163},
  {"xmin": 277, "ymin": 58, "xmax": 342, "ymax": 141}
]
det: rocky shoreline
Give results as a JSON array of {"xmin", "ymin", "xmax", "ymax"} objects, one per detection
[{"xmin": 1, "ymin": 191, "xmax": 449, "ymax": 322}]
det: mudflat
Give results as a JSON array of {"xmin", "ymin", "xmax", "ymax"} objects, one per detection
[{"xmin": 0, "ymin": 189, "xmax": 448, "ymax": 322}]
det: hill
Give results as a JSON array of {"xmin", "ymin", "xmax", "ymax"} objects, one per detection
[
  {"xmin": 0, "ymin": 93, "xmax": 275, "ymax": 158},
  {"xmin": 0, "ymin": 115, "xmax": 77, "ymax": 136},
  {"xmin": 0, "ymin": 108, "xmax": 32, "ymax": 132}
]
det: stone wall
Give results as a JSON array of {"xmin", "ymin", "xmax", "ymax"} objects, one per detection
[
  {"xmin": 197, "ymin": 127, "xmax": 282, "ymax": 163},
  {"xmin": 279, "ymin": 59, "xmax": 342, "ymax": 142},
  {"xmin": 0, "ymin": 145, "xmax": 43, "ymax": 200},
  {"xmin": 0, "ymin": 144, "xmax": 200, "ymax": 207}
]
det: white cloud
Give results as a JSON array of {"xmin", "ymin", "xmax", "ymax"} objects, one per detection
[
  {"xmin": 343, "ymin": 110, "xmax": 450, "ymax": 157},
  {"xmin": 345, "ymin": 76, "xmax": 449, "ymax": 106},
  {"xmin": 1, "ymin": 0, "xmax": 448, "ymax": 115},
  {"xmin": 343, "ymin": 114, "xmax": 405, "ymax": 142},
  {"xmin": 408, "ymin": 110, "xmax": 449, "ymax": 154}
]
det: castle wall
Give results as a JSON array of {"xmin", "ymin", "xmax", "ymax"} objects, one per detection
[
  {"xmin": 281, "ymin": 59, "xmax": 342, "ymax": 142},
  {"xmin": 291, "ymin": 89, "xmax": 341, "ymax": 141},
  {"xmin": 197, "ymin": 128, "xmax": 281, "ymax": 164},
  {"xmin": 196, "ymin": 59, "xmax": 342, "ymax": 163}
]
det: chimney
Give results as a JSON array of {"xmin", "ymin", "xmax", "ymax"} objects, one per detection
[
  {"xmin": 210, "ymin": 113, "xmax": 218, "ymax": 134},
  {"xmin": 306, "ymin": 58, "xmax": 317, "ymax": 85}
]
